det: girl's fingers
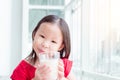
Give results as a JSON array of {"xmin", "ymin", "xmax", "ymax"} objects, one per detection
[
  {"xmin": 58, "ymin": 64, "xmax": 64, "ymax": 72},
  {"xmin": 58, "ymin": 59, "xmax": 65, "ymax": 79},
  {"xmin": 37, "ymin": 64, "xmax": 51, "ymax": 75},
  {"xmin": 58, "ymin": 70, "xmax": 64, "ymax": 78},
  {"xmin": 58, "ymin": 59, "xmax": 64, "ymax": 66},
  {"xmin": 58, "ymin": 59, "xmax": 64, "ymax": 72}
]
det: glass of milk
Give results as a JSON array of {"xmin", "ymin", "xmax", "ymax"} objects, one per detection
[{"xmin": 39, "ymin": 52, "xmax": 60, "ymax": 80}]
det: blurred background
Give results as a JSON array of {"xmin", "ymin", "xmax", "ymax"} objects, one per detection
[{"xmin": 0, "ymin": 0, "xmax": 120, "ymax": 80}]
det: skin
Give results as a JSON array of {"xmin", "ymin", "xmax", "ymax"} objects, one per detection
[{"xmin": 31, "ymin": 22, "xmax": 75, "ymax": 80}]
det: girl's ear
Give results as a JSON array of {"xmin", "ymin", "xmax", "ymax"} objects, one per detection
[{"xmin": 58, "ymin": 44, "xmax": 64, "ymax": 51}]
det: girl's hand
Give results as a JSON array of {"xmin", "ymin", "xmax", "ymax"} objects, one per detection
[
  {"xmin": 32, "ymin": 64, "xmax": 51, "ymax": 80},
  {"xmin": 57, "ymin": 60, "xmax": 76, "ymax": 80},
  {"xmin": 57, "ymin": 59, "xmax": 65, "ymax": 80}
]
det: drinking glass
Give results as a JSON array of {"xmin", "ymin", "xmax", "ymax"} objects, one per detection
[{"xmin": 39, "ymin": 52, "xmax": 60, "ymax": 80}]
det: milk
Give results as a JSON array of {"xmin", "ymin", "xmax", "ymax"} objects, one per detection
[{"xmin": 39, "ymin": 53, "xmax": 59, "ymax": 80}]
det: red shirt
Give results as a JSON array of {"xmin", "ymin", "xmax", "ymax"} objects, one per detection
[{"xmin": 10, "ymin": 59, "xmax": 72, "ymax": 80}]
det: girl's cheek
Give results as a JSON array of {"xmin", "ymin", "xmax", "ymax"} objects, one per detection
[
  {"xmin": 36, "ymin": 39, "xmax": 42, "ymax": 46},
  {"xmin": 50, "ymin": 45, "xmax": 59, "ymax": 51}
]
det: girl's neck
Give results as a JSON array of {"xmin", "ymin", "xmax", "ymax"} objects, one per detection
[
  {"xmin": 34, "ymin": 58, "xmax": 39, "ymax": 67},
  {"xmin": 25, "ymin": 57, "xmax": 39, "ymax": 68}
]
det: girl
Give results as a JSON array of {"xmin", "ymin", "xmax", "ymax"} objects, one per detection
[{"xmin": 11, "ymin": 15, "xmax": 75, "ymax": 80}]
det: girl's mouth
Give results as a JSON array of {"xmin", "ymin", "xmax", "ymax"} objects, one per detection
[{"xmin": 38, "ymin": 49, "xmax": 45, "ymax": 54}]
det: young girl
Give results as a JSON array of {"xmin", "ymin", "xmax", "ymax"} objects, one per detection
[{"xmin": 11, "ymin": 15, "xmax": 75, "ymax": 80}]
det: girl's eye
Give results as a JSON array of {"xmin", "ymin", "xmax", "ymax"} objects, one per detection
[
  {"xmin": 40, "ymin": 35, "xmax": 45, "ymax": 38},
  {"xmin": 51, "ymin": 40, "xmax": 56, "ymax": 43}
]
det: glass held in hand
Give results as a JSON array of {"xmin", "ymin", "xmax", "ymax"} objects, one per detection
[
  {"xmin": 39, "ymin": 52, "xmax": 60, "ymax": 62},
  {"xmin": 39, "ymin": 52, "xmax": 60, "ymax": 80}
]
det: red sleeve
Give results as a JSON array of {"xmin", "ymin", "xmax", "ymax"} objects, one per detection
[
  {"xmin": 10, "ymin": 60, "xmax": 36, "ymax": 80},
  {"xmin": 62, "ymin": 59, "xmax": 73, "ymax": 77}
]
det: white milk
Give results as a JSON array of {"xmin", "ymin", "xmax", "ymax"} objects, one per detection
[
  {"xmin": 41, "ymin": 59, "xmax": 58, "ymax": 80},
  {"xmin": 49, "ymin": 59, "xmax": 58, "ymax": 79}
]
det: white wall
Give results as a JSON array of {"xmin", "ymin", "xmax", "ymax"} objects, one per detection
[
  {"xmin": 0, "ymin": 0, "xmax": 11, "ymax": 76},
  {"xmin": 10, "ymin": 0, "xmax": 22, "ymax": 76},
  {"xmin": 0, "ymin": 0, "xmax": 22, "ymax": 77},
  {"xmin": 111, "ymin": 0, "xmax": 120, "ymax": 37}
]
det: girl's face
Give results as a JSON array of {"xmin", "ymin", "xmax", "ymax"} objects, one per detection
[{"xmin": 33, "ymin": 22, "xmax": 64, "ymax": 57}]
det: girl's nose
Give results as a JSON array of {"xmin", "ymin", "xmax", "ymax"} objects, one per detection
[{"xmin": 41, "ymin": 40, "xmax": 50, "ymax": 48}]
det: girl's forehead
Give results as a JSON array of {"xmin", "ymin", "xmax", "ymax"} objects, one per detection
[
  {"xmin": 38, "ymin": 22, "xmax": 60, "ymax": 32},
  {"xmin": 37, "ymin": 22, "xmax": 63, "ymax": 37}
]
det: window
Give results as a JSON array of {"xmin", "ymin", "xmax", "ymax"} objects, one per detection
[
  {"xmin": 29, "ymin": 0, "xmax": 64, "ymax": 5},
  {"xmin": 80, "ymin": 0, "xmax": 120, "ymax": 80}
]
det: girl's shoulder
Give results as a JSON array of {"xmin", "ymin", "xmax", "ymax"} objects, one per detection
[
  {"xmin": 22, "ymin": 59, "xmax": 35, "ymax": 68},
  {"xmin": 62, "ymin": 58, "xmax": 73, "ymax": 66},
  {"xmin": 10, "ymin": 60, "xmax": 36, "ymax": 79},
  {"xmin": 13, "ymin": 59, "xmax": 36, "ymax": 72}
]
